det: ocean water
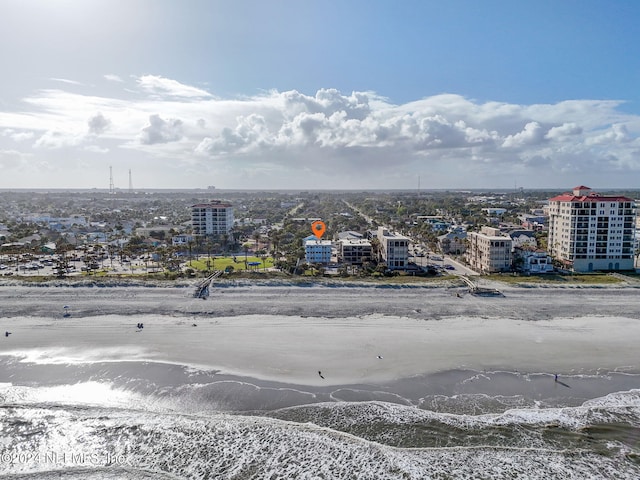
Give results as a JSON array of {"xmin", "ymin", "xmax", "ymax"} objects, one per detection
[{"xmin": 1, "ymin": 357, "xmax": 639, "ymax": 479}]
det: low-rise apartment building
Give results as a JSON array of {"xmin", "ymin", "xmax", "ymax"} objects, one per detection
[
  {"xmin": 338, "ymin": 238, "xmax": 372, "ymax": 265},
  {"xmin": 304, "ymin": 237, "xmax": 332, "ymax": 264},
  {"xmin": 376, "ymin": 227, "xmax": 409, "ymax": 270},
  {"xmin": 466, "ymin": 226, "xmax": 512, "ymax": 273},
  {"xmin": 437, "ymin": 231, "xmax": 467, "ymax": 255},
  {"xmin": 172, "ymin": 234, "xmax": 194, "ymax": 246}
]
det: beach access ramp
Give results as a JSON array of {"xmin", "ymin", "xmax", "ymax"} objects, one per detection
[
  {"xmin": 460, "ymin": 275, "xmax": 503, "ymax": 297},
  {"xmin": 194, "ymin": 270, "xmax": 223, "ymax": 299}
]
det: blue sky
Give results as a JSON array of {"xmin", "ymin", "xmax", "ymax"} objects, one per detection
[{"xmin": 1, "ymin": 0, "xmax": 639, "ymax": 190}]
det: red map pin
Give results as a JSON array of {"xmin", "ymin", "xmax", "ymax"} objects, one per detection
[{"xmin": 311, "ymin": 221, "xmax": 326, "ymax": 239}]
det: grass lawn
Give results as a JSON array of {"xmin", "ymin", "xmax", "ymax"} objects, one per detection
[{"xmin": 186, "ymin": 255, "xmax": 274, "ymax": 272}]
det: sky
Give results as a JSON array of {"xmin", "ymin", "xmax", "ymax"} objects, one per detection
[{"xmin": 1, "ymin": 0, "xmax": 640, "ymax": 191}]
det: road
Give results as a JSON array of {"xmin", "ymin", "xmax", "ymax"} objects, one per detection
[{"xmin": 341, "ymin": 200, "xmax": 374, "ymax": 226}]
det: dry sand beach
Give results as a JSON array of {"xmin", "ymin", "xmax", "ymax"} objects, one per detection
[{"xmin": 1, "ymin": 280, "xmax": 640, "ymax": 479}]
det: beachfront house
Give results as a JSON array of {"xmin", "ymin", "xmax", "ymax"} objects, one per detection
[{"xmin": 513, "ymin": 247, "xmax": 554, "ymax": 274}]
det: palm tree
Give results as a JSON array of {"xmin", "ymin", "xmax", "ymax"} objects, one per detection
[
  {"xmin": 370, "ymin": 237, "xmax": 381, "ymax": 263},
  {"xmin": 253, "ymin": 231, "xmax": 261, "ymax": 250},
  {"xmin": 269, "ymin": 229, "xmax": 281, "ymax": 260},
  {"xmin": 195, "ymin": 236, "xmax": 203, "ymax": 261},
  {"xmin": 242, "ymin": 242, "xmax": 251, "ymax": 270},
  {"xmin": 206, "ymin": 241, "xmax": 213, "ymax": 273},
  {"xmin": 187, "ymin": 240, "xmax": 194, "ymax": 267},
  {"xmin": 257, "ymin": 249, "xmax": 268, "ymax": 271}
]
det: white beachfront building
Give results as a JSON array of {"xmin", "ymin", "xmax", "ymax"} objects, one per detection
[
  {"xmin": 304, "ymin": 236, "xmax": 332, "ymax": 264},
  {"xmin": 547, "ymin": 186, "xmax": 636, "ymax": 272},
  {"xmin": 191, "ymin": 202, "xmax": 234, "ymax": 237}
]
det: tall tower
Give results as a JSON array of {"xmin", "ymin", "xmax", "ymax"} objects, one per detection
[
  {"xmin": 128, "ymin": 169, "xmax": 133, "ymax": 194},
  {"xmin": 109, "ymin": 166, "xmax": 115, "ymax": 194},
  {"xmin": 547, "ymin": 186, "xmax": 636, "ymax": 272}
]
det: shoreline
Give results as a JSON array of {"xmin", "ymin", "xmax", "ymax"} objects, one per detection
[{"xmin": 2, "ymin": 356, "xmax": 638, "ymax": 414}]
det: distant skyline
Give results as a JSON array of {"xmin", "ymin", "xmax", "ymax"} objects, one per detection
[{"xmin": 1, "ymin": 0, "xmax": 640, "ymax": 190}]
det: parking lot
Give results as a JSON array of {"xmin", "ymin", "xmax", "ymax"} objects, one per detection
[{"xmin": 0, "ymin": 252, "xmax": 166, "ymax": 277}]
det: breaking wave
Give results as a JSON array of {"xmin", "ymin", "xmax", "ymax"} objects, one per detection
[{"xmin": 1, "ymin": 381, "xmax": 639, "ymax": 479}]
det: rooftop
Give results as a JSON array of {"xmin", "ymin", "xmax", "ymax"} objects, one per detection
[
  {"xmin": 549, "ymin": 192, "xmax": 633, "ymax": 203},
  {"xmin": 191, "ymin": 203, "xmax": 233, "ymax": 208}
]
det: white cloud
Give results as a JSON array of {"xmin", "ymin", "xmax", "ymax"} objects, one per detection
[
  {"xmin": 1, "ymin": 129, "xmax": 34, "ymax": 142},
  {"xmin": 137, "ymin": 75, "xmax": 212, "ymax": 98},
  {"xmin": 545, "ymin": 122, "xmax": 582, "ymax": 141},
  {"xmin": 50, "ymin": 78, "xmax": 83, "ymax": 86},
  {"xmin": 11, "ymin": 131, "xmax": 35, "ymax": 142},
  {"xmin": 84, "ymin": 145, "xmax": 110, "ymax": 154},
  {"xmin": 104, "ymin": 74, "xmax": 123, "ymax": 83},
  {"xmin": 502, "ymin": 122, "xmax": 546, "ymax": 148},
  {"xmin": 138, "ymin": 114, "xmax": 184, "ymax": 144},
  {"xmin": 2, "ymin": 76, "xmax": 640, "ymax": 188},
  {"xmin": 34, "ymin": 130, "xmax": 84, "ymax": 149},
  {"xmin": 585, "ymin": 123, "xmax": 632, "ymax": 145},
  {"xmin": 88, "ymin": 112, "xmax": 111, "ymax": 135}
]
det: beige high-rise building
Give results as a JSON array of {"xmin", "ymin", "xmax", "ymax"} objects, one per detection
[{"xmin": 548, "ymin": 186, "xmax": 636, "ymax": 272}]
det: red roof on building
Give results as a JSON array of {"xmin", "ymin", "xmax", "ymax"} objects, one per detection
[{"xmin": 549, "ymin": 192, "xmax": 633, "ymax": 203}]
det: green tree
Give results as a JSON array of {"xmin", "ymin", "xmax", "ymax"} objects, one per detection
[{"xmin": 242, "ymin": 242, "xmax": 251, "ymax": 270}]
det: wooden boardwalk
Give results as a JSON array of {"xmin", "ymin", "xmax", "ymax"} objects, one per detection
[{"xmin": 194, "ymin": 270, "xmax": 223, "ymax": 298}]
